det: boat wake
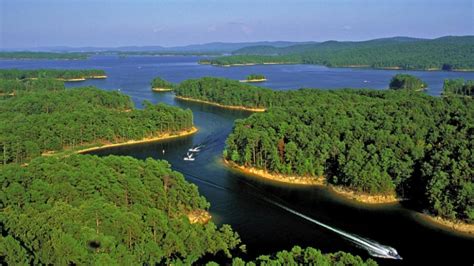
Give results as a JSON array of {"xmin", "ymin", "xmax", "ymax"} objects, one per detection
[
  {"xmin": 174, "ymin": 157, "xmax": 402, "ymax": 260},
  {"xmin": 267, "ymin": 199, "xmax": 402, "ymax": 260}
]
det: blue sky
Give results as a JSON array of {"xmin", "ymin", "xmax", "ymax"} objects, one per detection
[{"xmin": 1, "ymin": 0, "xmax": 473, "ymax": 48}]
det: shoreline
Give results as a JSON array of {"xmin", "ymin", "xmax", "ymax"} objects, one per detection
[
  {"xmin": 239, "ymin": 78, "xmax": 267, "ymax": 83},
  {"xmin": 42, "ymin": 127, "xmax": 198, "ymax": 156},
  {"xmin": 152, "ymin": 87, "xmax": 174, "ymax": 92},
  {"xmin": 416, "ymin": 213, "xmax": 474, "ymax": 236},
  {"xmin": 224, "ymin": 158, "xmax": 324, "ymax": 186},
  {"xmin": 175, "ymin": 95, "xmax": 266, "ymax": 112},
  {"xmin": 201, "ymin": 61, "xmax": 474, "ymax": 72},
  {"xmin": 28, "ymin": 75, "xmax": 107, "ymax": 82},
  {"xmin": 77, "ymin": 127, "xmax": 198, "ymax": 154},
  {"xmin": 223, "ymin": 159, "xmax": 400, "ymax": 204},
  {"xmin": 224, "ymin": 159, "xmax": 473, "ymax": 235},
  {"xmin": 328, "ymin": 185, "xmax": 400, "ymax": 204}
]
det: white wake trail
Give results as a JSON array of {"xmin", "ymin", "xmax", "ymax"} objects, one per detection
[{"xmin": 267, "ymin": 199, "xmax": 402, "ymax": 260}]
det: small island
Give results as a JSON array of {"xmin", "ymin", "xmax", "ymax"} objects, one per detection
[
  {"xmin": 389, "ymin": 74, "xmax": 427, "ymax": 91},
  {"xmin": 174, "ymin": 77, "xmax": 269, "ymax": 112},
  {"xmin": 240, "ymin": 74, "xmax": 267, "ymax": 83},
  {"xmin": 151, "ymin": 77, "xmax": 175, "ymax": 92}
]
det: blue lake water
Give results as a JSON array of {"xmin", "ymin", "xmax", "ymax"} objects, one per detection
[{"xmin": 1, "ymin": 55, "xmax": 473, "ymax": 265}]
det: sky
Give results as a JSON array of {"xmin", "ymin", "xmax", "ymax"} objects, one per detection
[{"xmin": 1, "ymin": 0, "xmax": 473, "ymax": 48}]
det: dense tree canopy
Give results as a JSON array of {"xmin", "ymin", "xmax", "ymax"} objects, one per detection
[
  {"xmin": 203, "ymin": 36, "xmax": 474, "ymax": 71},
  {"xmin": 176, "ymin": 77, "xmax": 276, "ymax": 109},
  {"xmin": 0, "ymin": 82, "xmax": 193, "ymax": 164},
  {"xmin": 0, "ymin": 69, "xmax": 106, "ymax": 80},
  {"xmin": 220, "ymin": 246, "xmax": 377, "ymax": 266},
  {"xmin": 389, "ymin": 74, "xmax": 427, "ymax": 91},
  {"xmin": 151, "ymin": 77, "xmax": 175, "ymax": 90},
  {"xmin": 442, "ymin": 78, "xmax": 474, "ymax": 97},
  {"xmin": 246, "ymin": 74, "xmax": 266, "ymax": 81},
  {"xmin": 0, "ymin": 78, "xmax": 65, "ymax": 95},
  {"xmin": 0, "ymin": 155, "xmax": 241, "ymax": 264}
]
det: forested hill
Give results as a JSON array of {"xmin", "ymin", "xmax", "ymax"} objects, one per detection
[
  {"xmin": 0, "ymin": 78, "xmax": 194, "ymax": 164},
  {"xmin": 0, "ymin": 155, "xmax": 241, "ymax": 264},
  {"xmin": 203, "ymin": 36, "xmax": 474, "ymax": 71}
]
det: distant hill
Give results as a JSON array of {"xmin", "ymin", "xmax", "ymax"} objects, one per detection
[
  {"xmin": 203, "ymin": 36, "xmax": 474, "ymax": 71},
  {"xmin": 232, "ymin": 36, "xmax": 427, "ymax": 55},
  {"xmin": 4, "ymin": 41, "xmax": 317, "ymax": 54}
]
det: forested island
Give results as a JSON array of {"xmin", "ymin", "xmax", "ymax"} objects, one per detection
[
  {"xmin": 174, "ymin": 77, "xmax": 473, "ymax": 232},
  {"xmin": 240, "ymin": 74, "xmax": 267, "ymax": 83},
  {"xmin": 0, "ymin": 69, "xmax": 107, "ymax": 81},
  {"xmin": 200, "ymin": 36, "xmax": 474, "ymax": 71},
  {"xmin": 389, "ymin": 74, "xmax": 427, "ymax": 91},
  {"xmin": 175, "ymin": 77, "xmax": 270, "ymax": 112},
  {"xmin": 0, "ymin": 52, "xmax": 89, "ymax": 60},
  {"xmin": 151, "ymin": 77, "xmax": 175, "ymax": 92}
]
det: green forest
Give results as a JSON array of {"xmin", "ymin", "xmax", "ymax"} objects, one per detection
[
  {"xmin": 202, "ymin": 36, "xmax": 474, "ymax": 71},
  {"xmin": 0, "ymin": 72, "xmax": 379, "ymax": 264},
  {"xmin": 442, "ymin": 78, "xmax": 474, "ymax": 96},
  {"xmin": 175, "ymin": 77, "xmax": 276, "ymax": 109},
  {"xmin": 0, "ymin": 78, "xmax": 65, "ymax": 95},
  {"xmin": 175, "ymin": 77, "xmax": 473, "ymax": 223},
  {"xmin": 219, "ymin": 246, "xmax": 377, "ymax": 266},
  {"xmin": 0, "ymin": 69, "xmax": 106, "ymax": 80},
  {"xmin": 0, "ymin": 52, "xmax": 89, "ymax": 60},
  {"xmin": 389, "ymin": 74, "xmax": 427, "ymax": 91},
  {"xmin": 151, "ymin": 77, "xmax": 175, "ymax": 90},
  {"xmin": 0, "ymin": 155, "xmax": 241, "ymax": 264},
  {"xmin": 0, "ymin": 78, "xmax": 193, "ymax": 164}
]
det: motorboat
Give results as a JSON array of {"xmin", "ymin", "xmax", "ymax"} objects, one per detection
[
  {"xmin": 188, "ymin": 146, "xmax": 202, "ymax": 152},
  {"xmin": 184, "ymin": 152, "xmax": 195, "ymax": 161},
  {"xmin": 369, "ymin": 247, "xmax": 402, "ymax": 260}
]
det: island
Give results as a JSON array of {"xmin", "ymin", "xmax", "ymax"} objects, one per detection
[
  {"xmin": 201, "ymin": 36, "xmax": 474, "ymax": 71},
  {"xmin": 389, "ymin": 74, "xmax": 427, "ymax": 91},
  {"xmin": 174, "ymin": 76, "xmax": 473, "ymax": 234},
  {"xmin": 174, "ymin": 77, "xmax": 270, "ymax": 112},
  {"xmin": 240, "ymin": 74, "xmax": 267, "ymax": 83},
  {"xmin": 151, "ymin": 77, "xmax": 175, "ymax": 92}
]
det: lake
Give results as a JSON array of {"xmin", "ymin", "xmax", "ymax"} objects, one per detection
[{"xmin": 1, "ymin": 55, "xmax": 473, "ymax": 265}]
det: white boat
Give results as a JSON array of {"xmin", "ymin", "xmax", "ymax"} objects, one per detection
[
  {"xmin": 184, "ymin": 152, "xmax": 195, "ymax": 161},
  {"xmin": 188, "ymin": 147, "xmax": 201, "ymax": 152}
]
